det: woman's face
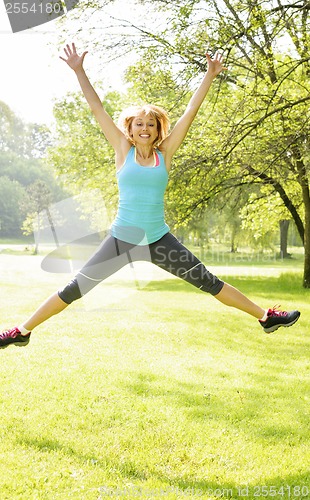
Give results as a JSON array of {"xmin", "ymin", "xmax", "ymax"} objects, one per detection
[{"xmin": 130, "ymin": 113, "xmax": 159, "ymax": 146}]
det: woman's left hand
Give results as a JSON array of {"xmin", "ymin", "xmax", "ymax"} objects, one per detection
[{"xmin": 205, "ymin": 52, "xmax": 227, "ymax": 77}]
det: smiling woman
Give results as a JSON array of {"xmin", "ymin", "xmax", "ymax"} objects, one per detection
[
  {"xmin": 0, "ymin": 42, "xmax": 301, "ymax": 349},
  {"xmin": 118, "ymin": 104, "xmax": 170, "ymax": 154}
]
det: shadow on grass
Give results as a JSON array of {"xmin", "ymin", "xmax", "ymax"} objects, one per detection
[
  {"xmin": 15, "ymin": 434, "xmax": 149, "ymax": 481},
  {"xmin": 15, "ymin": 433, "xmax": 310, "ymax": 498},
  {"xmin": 122, "ymin": 370, "xmax": 309, "ymax": 429},
  {"xmin": 14, "ymin": 365, "xmax": 310, "ymax": 495},
  {"xmin": 156, "ymin": 471, "xmax": 310, "ymax": 498}
]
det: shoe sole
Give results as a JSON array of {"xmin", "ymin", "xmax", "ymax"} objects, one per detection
[
  {"xmin": 0, "ymin": 339, "xmax": 30, "ymax": 349},
  {"xmin": 264, "ymin": 312, "xmax": 301, "ymax": 333}
]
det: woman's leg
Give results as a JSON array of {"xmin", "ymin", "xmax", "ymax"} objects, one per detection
[
  {"xmin": 22, "ymin": 273, "xmax": 264, "ymax": 333},
  {"xmin": 0, "ymin": 292, "xmax": 68, "ymax": 347},
  {"xmin": 11, "ymin": 236, "xmax": 137, "ymax": 334},
  {"xmin": 22, "ymin": 292, "xmax": 68, "ymax": 332},
  {"xmin": 150, "ymin": 233, "xmax": 264, "ymax": 318},
  {"xmin": 150, "ymin": 233, "xmax": 301, "ymax": 332},
  {"xmin": 214, "ymin": 283, "xmax": 264, "ymax": 318}
]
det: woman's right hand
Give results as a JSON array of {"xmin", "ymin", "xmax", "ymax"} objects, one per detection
[{"xmin": 59, "ymin": 42, "xmax": 88, "ymax": 72}]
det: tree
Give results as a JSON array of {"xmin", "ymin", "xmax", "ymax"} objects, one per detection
[
  {"xmin": 118, "ymin": 0, "xmax": 310, "ymax": 286},
  {"xmin": 0, "ymin": 101, "xmax": 67, "ymax": 239},
  {"xmin": 0, "ymin": 101, "xmax": 52, "ymax": 159},
  {"xmin": 0, "ymin": 177, "xmax": 25, "ymax": 237},
  {"xmin": 20, "ymin": 180, "xmax": 60, "ymax": 254},
  {"xmin": 55, "ymin": 0, "xmax": 310, "ymax": 285}
]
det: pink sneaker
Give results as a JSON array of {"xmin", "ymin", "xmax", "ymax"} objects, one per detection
[
  {"xmin": 0, "ymin": 327, "xmax": 31, "ymax": 349},
  {"xmin": 259, "ymin": 307, "xmax": 300, "ymax": 333}
]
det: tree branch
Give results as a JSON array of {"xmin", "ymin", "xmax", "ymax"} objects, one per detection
[
  {"xmin": 245, "ymin": 165, "xmax": 304, "ymax": 243},
  {"xmin": 222, "ymin": 95, "xmax": 310, "ymax": 160}
]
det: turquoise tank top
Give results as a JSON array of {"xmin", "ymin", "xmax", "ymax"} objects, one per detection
[{"xmin": 110, "ymin": 146, "xmax": 170, "ymax": 245}]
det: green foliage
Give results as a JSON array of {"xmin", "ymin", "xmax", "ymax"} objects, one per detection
[
  {"xmin": 240, "ymin": 186, "xmax": 302, "ymax": 250},
  {"xmin": 124, "ymin": 62, "xmax": 185, "ymax": 118},
  {"xmin": 0, "ymin": 100, "xmax": 52, "ymax": 159},
  {"xmin": 49, "ymin": 91, "xmax": 120, "ymax": 219},
  {"xmin": 0, "ymin": 100, "xmax": 28, "ymax": 157},
  {"xmin": 0, "ymin": 177, "xmax": 25, "ymax": 237},
  {"xmin": 20, "ymin": 180, "xmax": 53, "ymax": 234},
  {"xmin": 0, "ymin": 101, "xmax": 66, "ymax": 239},
  {"xmin": 0, "ymin": 150, "xmax": 60, "ymax": 189}
]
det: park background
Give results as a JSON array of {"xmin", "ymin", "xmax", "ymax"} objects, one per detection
[{"xmin": 0, "ymin": 0, "xmax": 309, "ymax": 498}]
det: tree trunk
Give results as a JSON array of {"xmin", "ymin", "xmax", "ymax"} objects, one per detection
[
  {"xmin": 279, "ymin": 220, "xmax": 290, "ymax": 259},
  {"xmin": 303, "ymin": 209, "xmax": 310, "ymax": 288},
  {"xmin": 34, "ymin": 211, "xmax": 40, "ymax": 255},
  {"xmin": 290, "ymin": 142, "xmax": 310, "ymax": 288},
  {"xmin": 46, "ymin": 207, "xmax": 59, "ymax": 248},
  {"xmin": 230, "ymin": 222, "xmax": 238, "ymax": 253}
]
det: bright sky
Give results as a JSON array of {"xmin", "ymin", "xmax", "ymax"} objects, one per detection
[
  {"xmin": 1, "ymin": 4, "xmax": 70, "ymax": 124},
  {"xmin": 0, "ymin": 1, "xmax": 136, "ymax": 126}
]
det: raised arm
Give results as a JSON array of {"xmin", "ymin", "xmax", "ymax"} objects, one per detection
[
  {"xmin": 60, "ymin": 43, "xmax": 125, "ymax": 152},
  {"xmin": 161, "ymin": 52, "xmax": 227, "ymax": 166}
]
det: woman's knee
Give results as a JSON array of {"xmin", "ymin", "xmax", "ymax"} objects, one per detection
[
  {"xmin": 58, "ymin": 278, "xmax": 82, "ymax": 304},
  {"xmin": 183, "ymin": 263, "xmax": 224, "ymax": 295}
]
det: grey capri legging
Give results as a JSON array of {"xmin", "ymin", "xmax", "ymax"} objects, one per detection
[{"xmin": 58, "ymin": 232, "xmax": 224, "ymax": 304}]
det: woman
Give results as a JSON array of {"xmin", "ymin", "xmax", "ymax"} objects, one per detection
[{"xmin": 0, "ymin": 43, "xmax": 300, "ymax": 349}]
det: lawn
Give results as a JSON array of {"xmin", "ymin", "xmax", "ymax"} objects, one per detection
[{"xmin": 0, "ymin": 251, "xmax": 309, "ymax": 499}]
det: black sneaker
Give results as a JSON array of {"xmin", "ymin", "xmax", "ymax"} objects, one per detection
[
  {"xmin": 0, "ymin": 327, "xmax": 31, "ymax": 349},
  {"xmin": 259, "ymin": 307, "xmax": 300, "ymax": 333}
]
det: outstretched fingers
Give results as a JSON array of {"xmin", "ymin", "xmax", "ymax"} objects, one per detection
[
  {"xmin": 205, "ymin": 51, "xmax": 228, "ymax": 73},
  {"xmin": 214, "ymin": 51, "xmax": 223, "ymax": 60},
  {"xmin": 59, "ymin": 42, "xmax": 88, "ymax": 70},
  {"xmin": 205, "ymin": 51, "xmax": 223, "ymax": 63},
  {"xmin": 59, "ymin": 42, "xmax": 76, "ymax": 61}
]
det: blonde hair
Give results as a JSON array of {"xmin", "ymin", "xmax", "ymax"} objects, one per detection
[{"xmin": 118, "ymin": 104, "xmax": 170, "ymax": 148}]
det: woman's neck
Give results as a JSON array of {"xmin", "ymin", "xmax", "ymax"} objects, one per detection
[
  {"xmin": 135, "ymin": 144, "xmax": 155, "ymax": 155},
  {"xmin": 134, "ymin": 146, "xmax": 156, "ymax": 167}
]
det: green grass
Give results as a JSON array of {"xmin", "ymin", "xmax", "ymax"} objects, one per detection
[
  {"xmin": 0, "ymin": 253, "xmax": 309, "ymax": 499},
  {"xmin": 187, "ymin": 244, "xmax": 305, "ymax": 269}
]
